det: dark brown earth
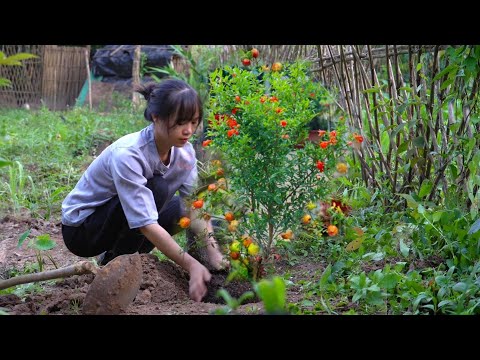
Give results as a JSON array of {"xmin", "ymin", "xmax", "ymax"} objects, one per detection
[{"xmin": 0, "ymin": 213, "xmax": 320, "ymax": 315}]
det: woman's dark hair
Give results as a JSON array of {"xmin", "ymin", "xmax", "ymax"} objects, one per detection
[{"xmin": 134, "ymin": 78, "xmax": 203, "ymax": 129}]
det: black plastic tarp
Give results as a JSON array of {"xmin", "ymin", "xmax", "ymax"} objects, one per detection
[{"xmin": 92, "ymin": 45, "xmax": 174, "ymax": 78}]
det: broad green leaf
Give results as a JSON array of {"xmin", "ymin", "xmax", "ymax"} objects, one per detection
[
  {"xmin": 17, "ymin": 229, "xmax": 31, "ymax": 248},
  {"xmin": 468, "ymin": 218, "xmax": 480, "ymax": 235},
  {"xmin": 452, "ymin": 282, "xmax": 468, "ymax": 293},
  {"xmin": 381, "ymin": 131, "xmax": 390, "ymax": 154},
  {"xmin": 398, "ymin": 193, "xmax": 418, "ymax": 208},
  {"xmin": 419, "ymin": 180, "xmax": 433, "ymax": 198},
  {"xmin": 254, "ymin": 276, "xmax": 286, "ymax": 314},
  {"xmin": 0, "ymin": 158, "xmax": 13, "ymax": 167},
  {"xmin": 413, "ymin": 136, "xmax": 426, "ymax": 147},
  {"xmin": 319, "ymin": 264, "xmax": 332, "ymax": 287},
  {"xmin": 301, "ymin": 299, "xmax": 314, "ymax": 307},
  {"xmin": 346, "ymin": 238, "xmax": 363, "ymax": 252},
  {"xmin": 417, "ymin": 204, "xmax": 425, "ymax": 214},
  {"xmin": 378, "ymin": 273, "xmax": 398, "ymax": 289},
  {"xmin": 432, "ymin": 211, "xmax": 443, "ymax": 223},
  {"xmin": 399, "ymin": 239, "xmax": 410, "ymax": 257},
  {"xmin": 440, "ymin": 78, "xmax": 454, "ymax": 91},
  {"xmin": 397, "ymin": 141, "xmax": 409, "ymax": 154},
  {"xmin": 432, "ymin": 64, "xmax": 457, "ymax": 81},
  {"xmin": 33, "ymin": 234, "xmax": 56, "ymax": 251},
  {"xmin": 391, "ymin": 122, "xmax": 407, "ymax": 138}
]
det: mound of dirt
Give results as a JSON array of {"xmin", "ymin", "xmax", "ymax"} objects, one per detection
[{"xmin": 0, "ymin": 254, "xmax": 260, "ymax": 315}]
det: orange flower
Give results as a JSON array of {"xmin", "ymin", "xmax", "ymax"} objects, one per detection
[
  {"xmin": 327, "ymin": 225, "xmax": 339, "ymax": 236},
  {"xmin": 202, "ymin": 139, "xmax": 212, "ymax": 147}
]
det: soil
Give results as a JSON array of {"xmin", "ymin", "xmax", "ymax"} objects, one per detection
[{"xmin": 0, "ymin": 214, "xmax": 321, "ymax": 315}]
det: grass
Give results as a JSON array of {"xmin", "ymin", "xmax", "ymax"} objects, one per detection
[{"xmin": 1, "ymin": 104, "xmax": 479, "ymax": 315}]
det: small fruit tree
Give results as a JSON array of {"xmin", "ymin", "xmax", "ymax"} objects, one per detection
[{"xmin": 205, "ymin": 49, "xmax": 350, "ymax": 269}]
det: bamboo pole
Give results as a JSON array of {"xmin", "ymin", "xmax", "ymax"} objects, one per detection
[
  {"xmin": 85, "ymin": 46, "xmax": 92, "ymax": 110},
  {"xmin": 132, "ymin": 45, "xmax": 142, "ymax": 108}
]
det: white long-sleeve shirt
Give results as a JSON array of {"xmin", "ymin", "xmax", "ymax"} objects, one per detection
[{"xmin": 62, "ymin": 123, "xmax": 198, "ymax": 229}]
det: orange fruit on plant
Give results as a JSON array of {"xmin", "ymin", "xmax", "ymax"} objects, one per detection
[
  {"xmin": 301, "ymin": 214, "xmax": 312, "ymax": 224},
  {"xmin": 230, "ymin": 251, "xmax": 240, "ymax": 260},
  {"xmin": 224, "ymin": 212, "xmax": 235, "ymax": 222},
  {"xmin": 242, "ymin": 237, "xmax": 253, "ymax": 248},
  {"xmin": 272, "ymin": 62, "xmax": 282, "ymax": 72},
  {"xmin": 228, "ymin": 220, "xmax": 239, "ymax": 232},
  {"xmin": 207, "ymin": 183, "xmax": 217, "ymax": 191},
  {"xmin": 281, "ymin": 229, "xmax": 293, "ymax": 239},
  {"xmin": 178, "ymin": 217, "xmax": 191, "ymax": 229},
  {"xmin": 336, "ymin": 162, "xmax": 348, "ymax": 174},
  {"xmin": 327, "ymin": 224, "xmax": 339, "ymax": 236},
  {"xmin": 192, "ymin": 199, "xmax": 204, "ymax": 209},
  {"xmin": 251, "ymin": 48, "xmax": 259, "ymax": 58}
]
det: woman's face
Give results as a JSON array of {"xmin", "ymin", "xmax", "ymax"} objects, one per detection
[{"xmin": 153, "ymin": 111, "xmax": 200, "ymax": 148}]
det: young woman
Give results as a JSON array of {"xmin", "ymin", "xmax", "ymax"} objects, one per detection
[{"xmin": 61, "ymin": 78, "xmax": 226, "ymax": 302}]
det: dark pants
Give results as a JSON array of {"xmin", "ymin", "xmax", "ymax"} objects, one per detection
[{"xmin": 62, "ymin": 176, "xmax": 186, "ymax": 263}]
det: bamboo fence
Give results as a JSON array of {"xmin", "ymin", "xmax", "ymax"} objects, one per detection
[{"xmin": 0, "ymin": 45, "xmax": 88, "ymax": 110}]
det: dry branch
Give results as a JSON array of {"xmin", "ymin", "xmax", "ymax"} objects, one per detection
[{"xmin": 0, "ymin": 261, "xmax": 97, "ymax": 290}]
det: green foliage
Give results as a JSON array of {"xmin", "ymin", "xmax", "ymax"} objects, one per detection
[
  {"xmin": 253, "ymin": 276, "xmax": 288, "ymax": 314},
  {"xmin": 211, "ymin": 289, "xmax": 255, "ymax": 315},
  {"xmin": 17, "ymin": 230, "xmax": 57, "ymax": 272},
  {"xmin": 206, "ymin": 54, "xmax": 352, "ymax": 259},
  {"xmin": 0, "ymin": 51, "xmax": 37, "ymax": 87},
  {"xmin": 0, "ymin": 106, "xmax": 145, "ymax": 218},
  {"xmin": 148, "ymin": 45, "xmax": 223, "ymax": 106}
]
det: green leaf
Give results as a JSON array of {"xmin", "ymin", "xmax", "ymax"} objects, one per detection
[
  {"xmin": 391, "ymin": 122, "xmax": 407, "ymax": 138},
  {"xmin": 378, "ymin": 273, "xmax": 398, "ymax": 289},
  {"xmin": 413, "ymin": 136, "xmax": 426, "ymax": 147},
  {"xmin": 254, "ymin": 276, "xmax": 286, "ymax": 314},
  {"xmin": 440, "ymin": 78, "xmax": 454, "ymax": 91},
  {"xmin": 2, "ymin": 53, "xmax": 37, "ymax": 64},
  {"xmin": 468, "ymin": 218, "xmax": 480, "ymax": 235},
  {"xmin": 452, "ymin": 282, "xmax": 468, "ymax": 293},
  {"xmin": 0, "ymin": 158, "xmax": 13, "ymax": 167},
  {"xmin": 319, "ymin": 264, "xmax": 332, "ymax": 287},
  {"xmin": 398, "ymin": 193, "xmax": 418, "ymax": 208},
  {"xmin": 33, "ymin": 234, "xmax": 56, "ymax": 251},
  {"xmin": 419, "ymin": 180, "xmax": 433, "ymax": 198},
  {"xmin": 399, "ymin": 239, "xmax": 410, "ymax": 257},
  {"xmin": 301, "ymin": 299, "xmax": 314, "ymax": 307},
  {"xmin": 417, "ymin": 204, "xmax": 425, "ymax": 214},
  {"xmin": 432, "ymin": 64, "xmax": 457, "ymax": 81},
  {"xmin": 0, "ymin": 78, "xmax": 12, "ymax": 87},
  {"xmin": 432, "ymin": 211, "xmax": 443, "ymax": 223},
  {"xmin": 17, "ymin": 229, "xmax": 32, "ymax": 248},
  {"xmin": 397, "ymin": 141, "xmax": 409, "ymax": 154}
]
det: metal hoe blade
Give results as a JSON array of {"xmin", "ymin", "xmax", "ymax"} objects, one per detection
[{"xmin": 82, "ymin": 253, "xmax": 142, "ymax": 315}]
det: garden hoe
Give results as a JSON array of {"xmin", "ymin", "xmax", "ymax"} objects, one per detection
[{"xmin": 0, "ymin": 252, "xmax": 143, "ymax": 315}]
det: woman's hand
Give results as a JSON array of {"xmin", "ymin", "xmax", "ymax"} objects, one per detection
[
  {"xmin": 205, "ymin": 242, "xmax": 230, "ymax": 270},
  {"xmin": 188, "ymin": 261, "xmax": 211, "ymax": 302}
]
